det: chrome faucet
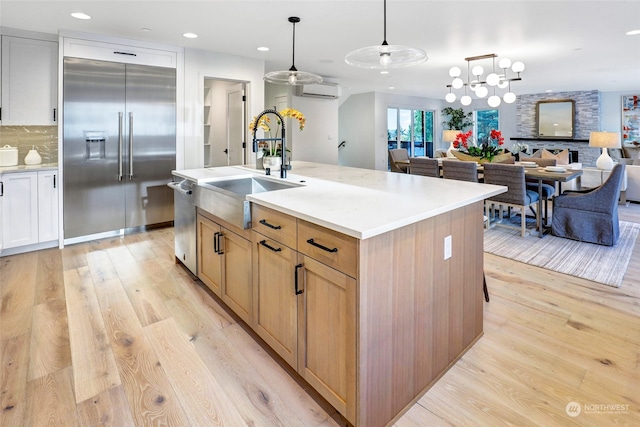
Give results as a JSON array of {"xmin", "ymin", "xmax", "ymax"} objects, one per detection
[{"xmin": 251, "ymin": 108, "xmax": 292, "ymax": 179}]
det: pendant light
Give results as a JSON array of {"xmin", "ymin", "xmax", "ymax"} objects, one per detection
[
  {"xmin": 345, "ymin": 0, "xmax": 427, "ymax": 69},
  {"xmin": 264, "ymin": 17, "xmax": 323, "ymax": 85}
]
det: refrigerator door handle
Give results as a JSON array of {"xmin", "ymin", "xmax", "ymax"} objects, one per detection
[
  {"xmin": 118, "ymin": 112, "xmax": 124, "ymax": 181},
  {"xmin": 129, "ymin": 112, "xmax": 134, "ymax": 180}
]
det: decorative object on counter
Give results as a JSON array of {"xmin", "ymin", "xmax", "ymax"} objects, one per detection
[
  {"xmin": 345, "ymin": 0, "xmax": 428, "ymax": 69},
  {"xmin": 250, "ymin": 108, "xmax": 305, "ymax": 178},
  {"xmin": 452, "ymin": 129, "xmax": 507, "ymax": 163},
  {"xmin": 590, "ymin": 131, "xmax": 621, "ymax": 170},
  {"xmin": 0, "ymin": 145, "xmax": 19, "ymax": 167},
  {"xmin": 443, "ymin": 129, "xmax": 460, "ymax": 158},
  {"xmin": 263, "ymin": 17, "xmax": 323, "ymax": 85},
  {"xmin": 512, "ymin": 142, "xmax": 530, "ymax": 155},
  {"xmin": 24, "ymin": 145, "xmax": 43, "ymax": 165},
  {"xmin": 445, "ymin": 53, "xmax": 524, "ymax": 106}
]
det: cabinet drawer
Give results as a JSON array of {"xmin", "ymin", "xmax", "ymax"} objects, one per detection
[
  {"xmin": 252, "ymin": 204, "xmax": 297, "ymax": 248},
  {"xmin": 298, "ymin": 220, "xmax": 357, "ymax": 278}
]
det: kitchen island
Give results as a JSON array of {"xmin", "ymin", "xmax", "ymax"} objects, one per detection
[{"xmin": 173, "ymin": 161, "xmax": 505, "ymax": 427}]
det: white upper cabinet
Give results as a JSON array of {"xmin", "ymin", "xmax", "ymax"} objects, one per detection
[{"xmin": 1, "ymin": 36, "xmax": 58, "ymax": 125}]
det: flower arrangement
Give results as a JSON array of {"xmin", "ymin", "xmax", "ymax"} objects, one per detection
[
  {"xmin": 453, "ymin": 129, "xmax": 504, "ymax": 162},
  {"xmin": 512, "ymin": 142, "xmax": 530, "ymax": 154},
  {"xmin": 249, "ymin": 108, "xmax": 306, "ymax": 156}
]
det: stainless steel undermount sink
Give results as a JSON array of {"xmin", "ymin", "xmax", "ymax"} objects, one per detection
[{"xmin": 195, "ymin": 176, "xmax": 302, "ymax": 229}]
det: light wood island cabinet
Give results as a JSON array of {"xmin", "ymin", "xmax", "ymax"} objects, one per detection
[
  {"xmin": 194, "ymin": 186, "xmax": 486, "ymax": 426},
  {"xmin": 196, "ymin": 208, "xmax": 253, "ymax": 324}
]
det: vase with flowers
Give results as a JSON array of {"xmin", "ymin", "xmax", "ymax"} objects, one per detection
[
  {"xmin": 452, "ymin": 129, "xmax": 509, "ymax": 163},
  {"xmin": 249, "ymin": 108, "xmax": 306, "ymax": 170}
]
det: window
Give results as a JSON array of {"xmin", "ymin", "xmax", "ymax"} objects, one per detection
[
  {"xmin": 474, "ymin": 109, "xmax": 499, "ymax": 144},
  {"xmin": 387, "ymin": 108, "xmax": 434, "ymax": 161}
]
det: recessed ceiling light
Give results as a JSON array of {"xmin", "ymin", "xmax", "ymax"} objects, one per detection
[
  {"xmin": 380, "ymin": 71, "xmax": 389, "ymax": 75},
  {"xmin": 388, "ymin": 86, "xmax": 395, "ymax": 90},
  {"xmin": 141, "ymin": 28, "xmax": 152, "ymax": 32},
  {"xmin": 71, "ymin": 12, "xmax": 91, "ymax": 20},
  {"xmin": 257, "ymin": 46, "xmax": 269, "ymax": 52},
  {"xmin": 546, "ymin": 89, "xmax": 554, "ymax": 92},
  {"xmin": 183, "ymin": 33, "xmax": 198, "ymax": 39},
  {"xmin": 626, "ymin": 29, "xmax": 640, "ymax": 35}
]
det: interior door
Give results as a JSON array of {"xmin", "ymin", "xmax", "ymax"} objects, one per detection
[
  {"xmin": 63, "ymin": 57, "xmax": 126, "ymax": 239},
  {"xmin": 227, "ymin": 84, "xmax": 244, "ymax": 165}
]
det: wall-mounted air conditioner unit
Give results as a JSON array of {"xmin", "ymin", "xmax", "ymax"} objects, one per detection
[{"xmin": 295, "ymin": 82, "xmax": 341, "ymax": 99}]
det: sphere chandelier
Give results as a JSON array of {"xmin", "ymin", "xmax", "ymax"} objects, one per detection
[{"xmin": 445, "ymin": 54, "xmax": 524, "ymax": 107}]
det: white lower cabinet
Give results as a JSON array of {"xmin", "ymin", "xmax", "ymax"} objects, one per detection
[{"xmin": 1, "ymin": 170, "xmax": 58, "ymax": 250}]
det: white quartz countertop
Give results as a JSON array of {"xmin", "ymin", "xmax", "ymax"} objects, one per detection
[
  {"xmin": 173, "ymin": 161, "xmax": 506, "ymax": 239},
  {"xmin": 0, "ymin": 163, "xmax": 58, "ymax": 173}
]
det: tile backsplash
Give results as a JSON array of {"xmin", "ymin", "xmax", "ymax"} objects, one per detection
[{"xmin": 0, "ymin": 125, "xmax": 58, "ymax": 164}]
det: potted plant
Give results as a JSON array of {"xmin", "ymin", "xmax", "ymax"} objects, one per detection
[
  {"xmin": 441, "ymin": 107, "xmax": 473, "ymax": 131},
  {"xmin": 249, "ymin": 108, "xmax": 305, "ymax": 170}
]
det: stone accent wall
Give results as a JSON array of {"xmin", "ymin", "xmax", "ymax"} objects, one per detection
[
  {"xmin": 0, "ymin": 125, "xmax": 58, "ymax": 165},
  {"xmin": 515, "ymin": 90, "xmax": 601, "ymax": 166}
]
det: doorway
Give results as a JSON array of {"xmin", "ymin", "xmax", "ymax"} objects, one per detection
[{"xmin": 203, "ymin": 78, "xmax": 248, "ymax": 167}]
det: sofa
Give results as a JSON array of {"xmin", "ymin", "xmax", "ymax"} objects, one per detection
[{"xmin": 614, "ymin": 145, "xmax": 640, "ymax": 202}]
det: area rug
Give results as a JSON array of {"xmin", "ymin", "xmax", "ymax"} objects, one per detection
[{"xmin": 484, "ymin": 221, "xmax": 640, "ymax": 287}]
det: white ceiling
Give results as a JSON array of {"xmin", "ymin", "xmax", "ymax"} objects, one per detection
[{"xmin": 1, "ymin": 0, "xmax": 639, "ymax": 100}]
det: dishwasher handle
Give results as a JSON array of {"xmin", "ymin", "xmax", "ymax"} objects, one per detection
[{"xmin": 167, "ymin": 181, "xmax": 193, "ymax": 195}]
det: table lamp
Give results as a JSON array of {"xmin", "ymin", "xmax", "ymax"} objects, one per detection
[
  {"xmin": 589, "ymin": 131, "xmax": 621, "ymax": 171},
  {"xmin": 444, "ymin": 130, "xmax": 460, "ymax": 158}
]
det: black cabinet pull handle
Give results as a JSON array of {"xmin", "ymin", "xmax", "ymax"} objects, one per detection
[
  {"xmin": 259, "ymin": 240, "xmax": 282, "ymax": 252},
  {"xmin": 213, "ymin": 232, "xmax": 219, "ymax": 253},
  {"xmin": 259, "ymin": 219, "xmax": 281, "ymax": 230},
  {"xmin": 306, "ymin": 238, "xmax": 338, "ymax": 253},
  {"xmin": 53, "ymin": 175, "xmax": 56, "ymax": 188},
  {"xmin": 53, "ymin": 108, "xmax": 57, "ymax": 122},
  {"xmin": 295, "ymin": 263, "xmax": 304, "ymax": 295},
  {"xmin": 0, "ymin": 182, "xmax": 3, "ymax": 197},
  {"xmin": 216, "ymin": 232, "xmax": 224, "ymax": 255}
]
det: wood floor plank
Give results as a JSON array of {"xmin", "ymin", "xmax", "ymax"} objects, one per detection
[
  {"xmin": 76, "ymin": 385, "xmax": 136, "ymax": 427},
  {"xmin": 118, "ymin": 275, "xmax": 172, "ymax": 327},
  {"xmin": 145, "ymin": 317, "xmax": 247, "ymax": 426},
  {"xmin": 86, "ymin": 249, "xmax": 120, "ymax": 285},
  {"xmin": 193, "ymin": 325, "xmax": 315, "ymax": 426},
  {"xmin": 93, "ymin": 277, "xmax": 191, "ymax": 427},
  {"xmin": 23, "ymin": 366, "xmax": 80, "ymax": 427},
  {"xmin": 0, "ymin": 334, "xmax": 29, "ymax": 427},
  {"xmin": 27, "ymin": 299, "xmax": 71, "ymax": 381},
  {"xmin": 64, "ymin": 267, "xmax": 121, "ymax": 403},
  {"xmin": 34, "ymin": 247, "xmax": 65, "ymax": 304},
  {"xmin": 0, "ymin": 253, "xmax": 37, "ymax": 340},
  {"xmin": 393, "ymin": 404, "xmax": 453, "ymax": 427},
  {"xmin": 222, "ymin": 323, "xmax": 341, "ymax": 426}
]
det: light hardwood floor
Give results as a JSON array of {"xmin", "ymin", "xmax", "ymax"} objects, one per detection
[{"xmin": 2, "ymin": 204, "xmax": 640, "ymax": 426}]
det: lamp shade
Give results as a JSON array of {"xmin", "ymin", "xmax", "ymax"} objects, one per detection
[
  {"xmin": 443, "ymin": 130, "xmax": 460, "ymax": 143},
  {"xmin": 589, "ymin": 131, "xmax": 621, "ymax": 148}
]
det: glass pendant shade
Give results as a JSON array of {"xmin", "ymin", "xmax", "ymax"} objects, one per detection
[
  {"xmin": 488, "ymin": 95, "xmax": 501, "ymax": 107},
  {"xmin": 469, "ymin": 79, "xmax": 480, "ymax": 91},
  {"xmin": 503, "ymin": 92, "xmax": 517, "ymax": 103},
  {"xmin": 461, "ymin": 95, "xmax": 472, "ymax": 106},
  {"xmin": 512, "ymin": 61, "xmax": 525, "ymax": 73},
  {"xmin": 449, "ymin": 66, "xmax": 461, "ymax": 78},
  {"xmin": 345, "ymin": 0, "xmax": 428, "ymax": 69},
  {"xmin": 497, "ymin": 78, "xmax": 509, "ymax": 89},
  {"xmin": 498, "ymin": 58, "xmax": 512, "ymax": 69},
  {"xmin": 486, "ymin": 73, "xmax": 500, "ymax": 86},
  {"xmin": 472, "ymin": 65, "xmax": 484, "ymax": 76},
  {"xmin": 264, "ymin": 17, "xmax": 323, "ymax": 85},
  {"xmin": 445, "ymin": 92, "xmax": 457, "ymax": 103},
  {"xmin": 475, "ymin": 86, "xmax": 489, "ymax": 98},
  {"xmin": 452, "ymin": 77, "xmax": 464, "ymax": 89}
]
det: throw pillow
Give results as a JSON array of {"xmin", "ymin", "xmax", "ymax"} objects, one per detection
[
  {"xmin": 541, "ymin": 149, "xmax": 569, "ymax": 165},
  {"xmin": 519, "ymin": 150, "xmax": 542, "ymax": 159},
  {"xmin": 622, "ymin": 146, "xmax": 640, "ymax": 160}
]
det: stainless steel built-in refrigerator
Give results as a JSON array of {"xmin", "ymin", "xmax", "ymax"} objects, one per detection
[{"xmin": 63, "ymin": 57, "xmax": 176, "ymax": 241}]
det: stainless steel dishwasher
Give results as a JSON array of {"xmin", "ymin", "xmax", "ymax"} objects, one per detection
[{"xmin": 167, "ymin": 179, "xmax": 196, "ymax": 275}]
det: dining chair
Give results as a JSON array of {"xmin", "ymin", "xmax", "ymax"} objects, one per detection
[
  {"xmin": 525, "ymin": 158, "xmax": 557, "ymax": 224},
  {"xmin": 551, "ymin": 163, "xmax": 625, "ymax": 246},
  {"xmin": 442, "ymin": 160, "xmax": 478, "ymax": 182},
  {"xmin": 388, "ymin": 148, "xmax": 409, "ymax": 173},
  {"xmin": 409, "ymin": 157, "xmax": 439, "ymax": 177},
  {"xmin": 483, "ymin": 163, "xmax": 540, "ymax": 237}
]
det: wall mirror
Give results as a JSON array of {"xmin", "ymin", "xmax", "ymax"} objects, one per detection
[{"xmin": 537, "ymin": 100, "xmax": 575, "ymax": 138}]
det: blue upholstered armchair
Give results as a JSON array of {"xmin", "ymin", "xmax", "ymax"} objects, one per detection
[{"xmin": 551, "ymin": 163, "xmax": 625, "ymax": 246}]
